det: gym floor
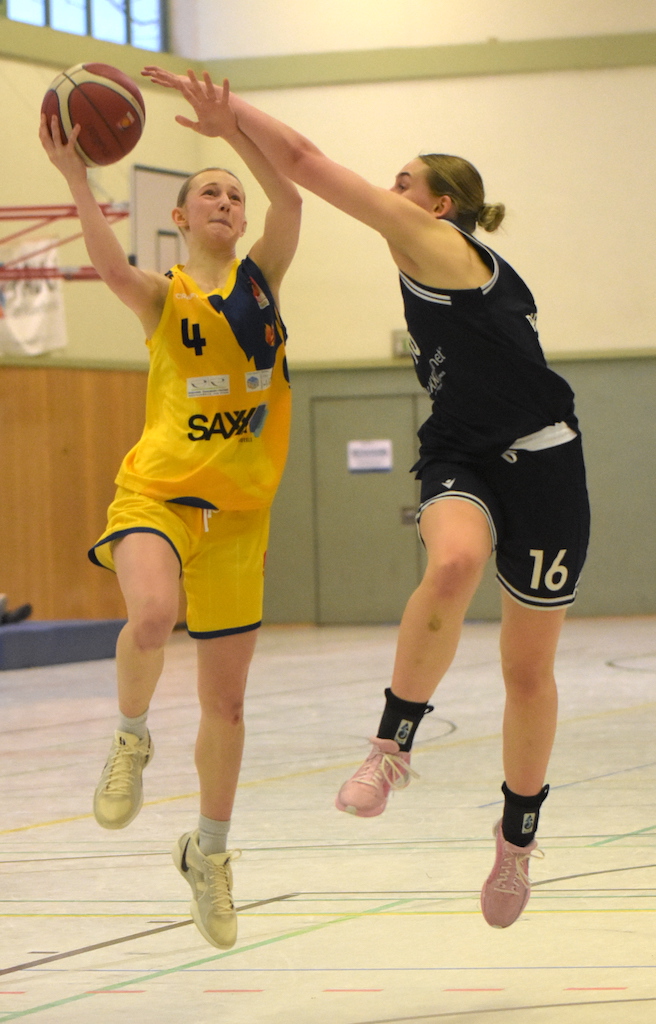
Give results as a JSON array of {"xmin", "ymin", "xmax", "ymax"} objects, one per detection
[{"xmin": 1, "ymin": 616, "xmax": 655, "ymax": 1023}]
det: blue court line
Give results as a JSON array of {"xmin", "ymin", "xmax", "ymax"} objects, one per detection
[
  {"xmin": 477, "ymin": 761, "xmax": 656, "ymax": 807},
  {"xmin": 0, "ymin": 898, "xmax": 408, "ymax": 1021},
  {"xmin": 32, "ymin": 964, "xmax": 656, "ymax": 974}
]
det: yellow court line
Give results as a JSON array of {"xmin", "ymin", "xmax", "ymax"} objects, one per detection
[{"xmin": 0, "ymin": 813, "xmax": 98, "ymax": 835}]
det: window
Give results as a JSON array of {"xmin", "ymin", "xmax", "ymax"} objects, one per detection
[{"xmin": 6, "ymin": 0, "xmax": 168, "ymax": 52}]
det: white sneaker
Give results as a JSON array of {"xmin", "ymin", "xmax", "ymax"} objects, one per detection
[
  {"xmin": 93, "ymin": 730, "xmax": 153, "ymax": 829},
  {"xmin": 173, "ymin": 830, "xmax": 240, "ymax": 949}
]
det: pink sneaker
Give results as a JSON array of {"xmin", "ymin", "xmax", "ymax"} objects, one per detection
[
  {"xmin": 480, "ymin": 820, "xmax": 543, "ymax": 928},
  {"xmin": 335, "ymin": 737, "xmax": 418, "ymax": 817}
]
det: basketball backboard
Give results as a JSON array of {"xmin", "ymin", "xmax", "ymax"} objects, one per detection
[{"xmin": 130, "ymin": 164, "xmax": 190, "ymax": 272}]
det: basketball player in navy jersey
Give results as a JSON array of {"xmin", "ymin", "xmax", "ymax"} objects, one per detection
[{"xmin": 143, "ymin": 68, "xmax": 590, "ymax": 929}]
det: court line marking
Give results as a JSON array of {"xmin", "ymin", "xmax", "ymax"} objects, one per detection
[
  {"xmin": 1, "ymin": 836, "xmax": 654, "ymax": 858},
  {"xmin": 0, "ymin": 853, "xmax": 174, "ymax": 866},
  {"xmin": 0, "ymin": 898, "xmax": 408, "ymax": 1022},
  {"xmin": 4, "ymin": 858, "xmax": 656, "ymax": 895},
  {"xmin": 42, "ymin": 965, "xmax": 656, "ymax": 975},
  {"xmin": 531, "ymin": 860, "xmax": 656, "ymax": 886},
  {"xmin": 353, "ymin": 995, "xmax": 656, "ymax": 1022},
  {"xmin": 589, "ymin": 825, "xmax": 656, "ymax": 847},
  {"xmin": 607, "ymin": 653, "xmax": 656, "ymax": 671},
  {"xmin": 0, "ymin": 893, "xmax": 298, "ymax": 977},
  {"xmin": 478, "ymin": 761, "xmax": 656, "ymax": 807},
  {"xmin": 3, "ymin": 700, "xmax": 655, "ymax": 835}
]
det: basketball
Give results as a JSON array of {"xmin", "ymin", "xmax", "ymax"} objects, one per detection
[{"xmin": 41, "ymin": 63, "xmax": 145, "ymax": 167}]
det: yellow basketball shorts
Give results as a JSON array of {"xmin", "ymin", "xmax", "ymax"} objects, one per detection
[{"xmin": 89, "ymin": 487, "xmax": 271, "ymax": 638}]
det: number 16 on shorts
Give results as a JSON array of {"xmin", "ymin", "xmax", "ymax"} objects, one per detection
[{"xmin": 529, "ymin": 549, "xmax": 568, "ymax": 592}]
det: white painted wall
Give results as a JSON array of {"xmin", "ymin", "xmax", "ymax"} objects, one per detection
[
  {"xmin": 191, "ymin": 64, "xmax": 656, "ymax": 359},
  {"xmin": 2, "ymin": 3, "xmax": 654, "ymax": 364},
  {"xmin": 171, "ymin": 0, "xmax": 656, "ymax": 60},
  {"xmin": 168, "ymin": 1, "xmax": 656, "ymax": 361}
]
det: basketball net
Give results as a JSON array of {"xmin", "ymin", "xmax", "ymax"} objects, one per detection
[{"xmin": 0, "ymin": 202, "xmax": 128, "ymax": 356}]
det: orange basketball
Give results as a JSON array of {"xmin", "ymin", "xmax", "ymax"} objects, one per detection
[{"xmin": 42, "ymin": 63, "xmax": 145, "ymax": 167}]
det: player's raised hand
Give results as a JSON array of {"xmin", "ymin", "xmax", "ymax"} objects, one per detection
[
  {"xmin": 39, "ymin": 114, "xmax": 87, "ymax": 185},
  {"xmin": 178, "ymin": 72, "xmax": 237, "ymax": 139},
  {"xmin": 144, "ymin": 67, "xmax": 238, "ymax": 140}
]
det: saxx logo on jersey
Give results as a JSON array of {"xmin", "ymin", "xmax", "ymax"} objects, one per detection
[{"xmin": 188, "ymin": 404, "xmax": 269, "ymax": 441}]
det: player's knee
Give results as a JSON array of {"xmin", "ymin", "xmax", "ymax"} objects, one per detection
[
  {"xmin": 502, "ymin": 656, "xmax": 555, "ymax": 697},
  {"xmin": 423, "ymin": 551, "xmax": 485, "ymax": 602},
  {"xmin": 130, "ymin": 602, "xmax": 176, "ymax": 650},
  {"xmin": 201, "ymin": 692, "xmax": 245, "ymax": 726}
]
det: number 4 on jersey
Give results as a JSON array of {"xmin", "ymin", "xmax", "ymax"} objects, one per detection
[{"xmin": 181, "ymin": 318, "xmax": 206, "ymax": 356}]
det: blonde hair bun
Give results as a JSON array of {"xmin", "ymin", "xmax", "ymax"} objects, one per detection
[{"xmin": 477, "ymin": 202, "xmax": 506, "ymax": 233}]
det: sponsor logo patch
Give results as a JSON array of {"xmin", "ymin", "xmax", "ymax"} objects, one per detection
[
  {"xmin": 245, "ymin": 368, "xmax": 273, "ymax": 392},
  {"xmin": 187, "ymin": 375, "xmax": 230, "ymax": 398},
  {"xmin": 521, "ymin": 812, "xmax": 536, "ymax": 834},
  {"xmin": 394, "ymin": 719, "xmax": 413, "ymax": 744},
  {"xmin": 188, "ymin": 404, "xmax": 268, "ymax": 441}
]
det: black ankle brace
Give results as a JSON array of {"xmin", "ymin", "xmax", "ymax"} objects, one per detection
[
  {"xmin": 501, "ymin": 781, "xmax": 550, "ymax": 848},
  {"xmin": 377, "ymin": 687, "xmax": 434, "ymax": 752}
]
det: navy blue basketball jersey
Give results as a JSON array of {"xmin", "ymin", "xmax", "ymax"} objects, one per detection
[{"xmin": 400, "ymin": 225, "xmax": 577, "ymax": 463}]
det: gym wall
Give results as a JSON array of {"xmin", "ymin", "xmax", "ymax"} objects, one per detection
[{"xmin": 0, "ymin": 10, "xmax": 654, "ymax": 622}]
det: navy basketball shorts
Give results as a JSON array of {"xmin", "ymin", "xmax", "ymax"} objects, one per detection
[{"xmin": 415, "ymin": 435, "xmax": 590, "ymax": 610}]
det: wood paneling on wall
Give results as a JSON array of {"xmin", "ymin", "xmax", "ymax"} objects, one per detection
[
  {"xmin": 3, "ymin": 357, "xmax": 655, "ymax": 626},
  {"xmin": 0, "ymin": 366, "xmax": 147, "ymax": 620}
]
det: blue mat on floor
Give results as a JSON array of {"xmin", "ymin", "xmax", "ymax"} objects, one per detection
[{"xmin": 0, "ymin": 619, "xmax": 126, "ymax": 670}]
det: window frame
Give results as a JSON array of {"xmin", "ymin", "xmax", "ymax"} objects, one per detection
[{"xmin": 5, "ymin": 0, "xmax": 169, "ymax": 52}]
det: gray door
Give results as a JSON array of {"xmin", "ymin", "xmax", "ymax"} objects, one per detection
[{"xmin": 313, "ymin": 394, "xmax": 428, "ymax": 624}]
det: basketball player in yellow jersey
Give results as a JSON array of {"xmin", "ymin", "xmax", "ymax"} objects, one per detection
[{"xmin": 39, "ymin": 87, "xmax": 301, "ymax": 950}]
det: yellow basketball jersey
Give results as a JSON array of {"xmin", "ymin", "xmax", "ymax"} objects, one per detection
[{"xmin": 116, "ymin": 257, "xmax": 291, "ymax": 510}]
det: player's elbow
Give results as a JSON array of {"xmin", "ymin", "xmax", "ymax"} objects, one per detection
[
  {"xmin": 288, "ymin": 138, "xmax": 326, "ymax": 187},
  {"xmin": 101, "ymin": 264, "xmax": 136, "ymax": 298},
  {"xmin": 285, "ymin": 188, "xmax": 303, "ymax": 213}
]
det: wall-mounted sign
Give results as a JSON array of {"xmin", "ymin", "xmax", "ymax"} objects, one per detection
[{"xmin": 347, "ymin": 439, "xmax": 393, "ymax": 473}]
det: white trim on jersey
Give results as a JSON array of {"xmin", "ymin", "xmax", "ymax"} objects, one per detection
[
  {"xmin": 506, "ymin": 421, "xmax": 577, "ymax": 453},
  {"xmin": 480, "ymin": 263, "xmax": 499, "ymax": 294},
  {"xmin": 450, "ymin": 223, "xmax": 500, "ymax": 294},
  {"xmin": 399, "ymin": 272, "xmax": 452, "ymax": 305},
  {"xmin": 399, "ymin": 235, "xmax": 499, "ymax": 303},
  {"xmin": 497, "ymin": 572, "xmax": 579, "ymax": 608}
]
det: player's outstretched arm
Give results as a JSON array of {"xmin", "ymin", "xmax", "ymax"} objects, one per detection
[
  {"xmin": 143, "ymin": 68, "xmax": 301, "ymax": 297},
  {"xmin": 141, "ymin": 66, "xmax": 447, "ymax": 270},
  {"xmin": 39, "ymin": 114, "xmax": 167, "ymax": 329}
]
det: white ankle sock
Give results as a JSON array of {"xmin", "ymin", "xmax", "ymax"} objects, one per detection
[
  {"xmin": 117, "ymin": 710, "xmax": 149, "ymax": 740},
  {"xmin": 198, "ymin": 815, "xmax": 230, "ymax": 856}
]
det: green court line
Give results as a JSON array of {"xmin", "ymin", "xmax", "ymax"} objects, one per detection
[
  {"xmin": 589, "ymin": 825, "xmax": 656, "ymax": 847},
  {"xmin": 0, "ymin": 898, "xmax": 408, "ymax": 1021}
]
